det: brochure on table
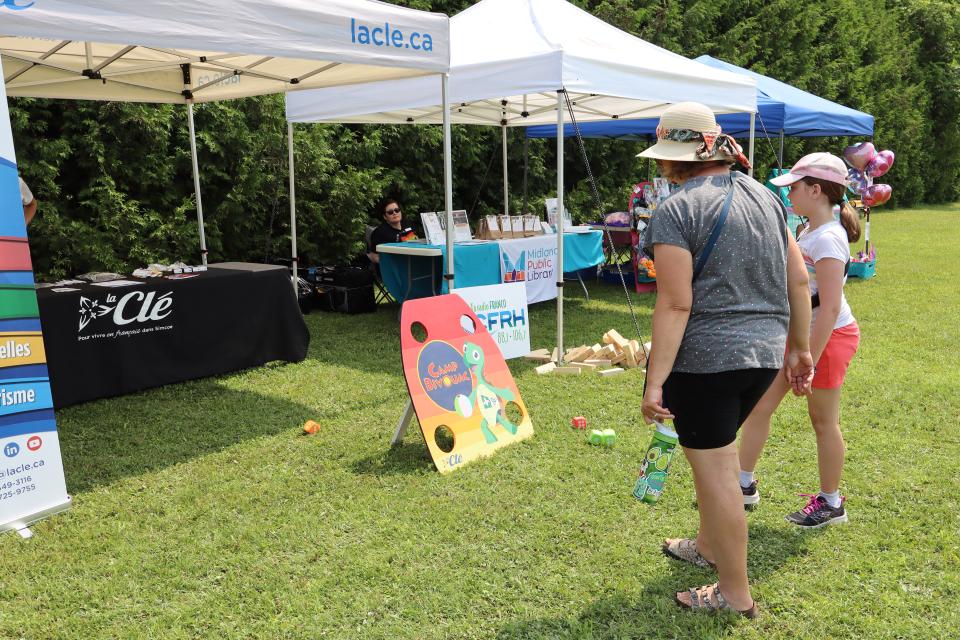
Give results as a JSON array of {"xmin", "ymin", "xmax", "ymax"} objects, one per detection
[
  {"xmin": 421, "ymin": 210, "xmax": 472, "ymax": 245},
  {"xmin": 545, "ymin": 198, "xmax": 573, "ymax": 230},
  {"xmin": 0, "ymin": 80, "xmax": 71, "ymax": 536}
]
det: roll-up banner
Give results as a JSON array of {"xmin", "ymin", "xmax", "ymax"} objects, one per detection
[
  {"xmin": 0, "ymin": 66, "xmax": 71, "ymax": 536},
  {"xmin": 454, "ymin": 283, "xmax": 530, "ymax": 360}
]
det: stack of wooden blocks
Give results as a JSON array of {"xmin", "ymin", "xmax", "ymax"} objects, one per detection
[{"xmin": 523, "ymin": 329, "xmax": 649, "ymax": 377}]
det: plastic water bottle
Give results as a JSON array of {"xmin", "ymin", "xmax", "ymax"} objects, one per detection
[{"xmin": 632, "ymin": 421, "xmax": 679, "ymax": 504}]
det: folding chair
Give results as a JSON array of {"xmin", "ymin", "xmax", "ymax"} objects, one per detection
[{"xmin": 365, "ymin": 225, "xmax": 394, "ymax": 305}]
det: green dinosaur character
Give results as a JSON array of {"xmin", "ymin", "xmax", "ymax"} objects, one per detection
[{"xmin": 457, "ymin": 341, "xmax": 518, "ymax": 444}]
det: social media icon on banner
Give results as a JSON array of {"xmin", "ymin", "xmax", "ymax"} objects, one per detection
[
  {"xmin": 4, "ymin": 442, "xmax": 20, "ymax": 458},
  {"xmin": 27, "ymin": 436, "xmax": 42, "ymax": 452}
]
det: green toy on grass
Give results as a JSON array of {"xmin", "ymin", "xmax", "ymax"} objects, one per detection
[
  {"xmin": 588, "ymin": 429, "xmax": 616, "ymax": 447},
  {"xmin": 456, "ymin": 341, "xmax": 518, "ymax": 444}
]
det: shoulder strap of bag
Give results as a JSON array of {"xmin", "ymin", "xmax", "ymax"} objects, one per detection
[
  {"xmin": 810, "ymin": 259, "xmax": 850, "ymax": 308},
  {"xmin": 692, "ymin": 173, "xmax": 737, "ymax": 280}
]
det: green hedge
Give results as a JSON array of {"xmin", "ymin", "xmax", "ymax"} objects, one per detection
[{"xmin": 10, "ymin": 0, "xmax": 958, "ymax": 280}]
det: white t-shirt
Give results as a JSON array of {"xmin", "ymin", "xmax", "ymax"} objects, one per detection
[
  {"xmin": 797, "ymin": 220, "xmax": 855, "ymax": 330},
  {"xmin": 19, "ymin": 177, "xmax": 33, "ymax": 205}
]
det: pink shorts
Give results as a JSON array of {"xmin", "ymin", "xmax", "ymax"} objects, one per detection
[{"xmin": 813, "ymin": 322, "xmax": 860, "ymax": 389}]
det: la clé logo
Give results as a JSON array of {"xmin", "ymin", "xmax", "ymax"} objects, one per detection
[{"xmin": 78, "ymin": 290, "xmax": 173, "ymax": 332}]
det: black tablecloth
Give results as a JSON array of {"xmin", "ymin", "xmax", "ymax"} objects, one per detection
[{"xmin": 37, "ymin": 262, "xmax": 309, "ymax": 408}]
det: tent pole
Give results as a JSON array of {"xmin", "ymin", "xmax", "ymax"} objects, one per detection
[
  {"xmin": 502, "ymin": 123, "xmax": 509, "ymax": 214},
  {"xmin": 778, "ymin": 130, "xmax": 785, "ymax": 168},
  {"xmin": 555, "ymin": 90, "xmax": 565, "ymax": 364},
  {"xmin": 187, "ymin": 103, "xmax": 208, "ymax": 265},
  {"xmin": 442, "ymin": 74, "xmax": 455, "ymax": 292},
  {"xmin": 500, "ymin": 119, "xmax": 510, "ymax": 216},
  {"xmin": 748, "ymin": 112, "xmax": 756, "ymax": 178},
  {"xmin": 287, "ymin": 121, "xmax": 298, "ymax": 288}
]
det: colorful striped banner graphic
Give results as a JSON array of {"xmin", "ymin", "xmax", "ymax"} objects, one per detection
[
  {"xmin": 0, "ymin": 237, "xmax": 31, "ymax": 271},
  {"xmin": 0, "ymin": 94, "xmax": 71, "ymax": 533}
]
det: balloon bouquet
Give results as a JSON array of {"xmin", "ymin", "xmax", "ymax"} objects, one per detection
[{"xmin": 843, "ymin": 142, "xmax": 895, "ymax": 260}]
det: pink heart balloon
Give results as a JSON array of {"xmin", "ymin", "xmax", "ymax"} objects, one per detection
[
  {"xmin": 862, "ymin": 184, "xmax": 892, "ymax": 207},
  {"xmin": 843, "ymin": 142, "xmax": 877, "ymax": 171},
  {"xmin": 865, "ymin": 150, "xmax": 895, "ymax": 178}
]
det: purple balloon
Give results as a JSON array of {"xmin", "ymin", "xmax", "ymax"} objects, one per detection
[
  {"xmin": 865, "ymin": 150, "xmax": 895, "ymax": 178},
  {"xmin": 843, "ymin": 142, "xmax": 877, "ymax": 171},
  {"xmin": 846, "ymin": 167, "xmax": 869, "ymax": 194},
  {"xmin": 862, "ymin": 184, "xmax": 892, "ymax": 207}
]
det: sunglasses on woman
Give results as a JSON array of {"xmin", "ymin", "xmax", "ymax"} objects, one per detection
[{"xmin": 385, "ymin": 207, "xmax": 401, "ymax": 214}]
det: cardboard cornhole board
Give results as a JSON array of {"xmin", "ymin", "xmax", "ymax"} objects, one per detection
[{"xmin": 398, "ymin": 293, "xmax": 533, "ymax": 473}]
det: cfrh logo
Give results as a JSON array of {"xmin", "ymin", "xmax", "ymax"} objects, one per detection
[
  {"xmin": 26, "ymin": 435, "xmax": 42, "ymax": 452},
  {"xmin": 503, "ymin": 250, "xmax": 526, "ymax": 283},
  {"xmin": 1, "ymin": 0, "xmax": 35, "ymax": 10},
  {"xmin": 78, "ymin": 290, "xmax": 173, "ymax": 333}
]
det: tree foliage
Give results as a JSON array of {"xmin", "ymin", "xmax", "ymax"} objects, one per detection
[{"xmin": 9, "ymin": 0, "xmax": 959, "ymax": 279}]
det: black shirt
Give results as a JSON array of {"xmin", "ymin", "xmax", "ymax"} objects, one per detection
[{"xmin": 369, "ymin": 221, "xmax": 418, "ymax": 253}]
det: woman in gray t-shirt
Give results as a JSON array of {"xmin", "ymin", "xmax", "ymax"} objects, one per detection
[{"xmin": 637, "ymin": 102, "xmax": 814, "ymax": 618}]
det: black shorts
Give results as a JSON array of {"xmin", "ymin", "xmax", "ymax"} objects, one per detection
[{"xmin": 662, "ymin": 368, "xmax": 778, "ymax": 450}]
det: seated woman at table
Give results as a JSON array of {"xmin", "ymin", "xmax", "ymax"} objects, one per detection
[{"xmin": 367, "ymin": 198, "xmax": 418, "ymax": 266}]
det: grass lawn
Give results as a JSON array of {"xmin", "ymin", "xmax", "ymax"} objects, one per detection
[{"xmin": 1, "ymin": 204, "xmax": 958, "ymax": 639}]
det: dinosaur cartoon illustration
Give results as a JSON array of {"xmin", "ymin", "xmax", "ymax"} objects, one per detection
[{"xmin": 456, "ymin": 341, "xmax": 518, "ymax": 443}]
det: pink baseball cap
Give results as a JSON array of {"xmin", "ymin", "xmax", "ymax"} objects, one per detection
[{"xmin": 770, "ymin": 152, "xmax": 849, "ymax": 187}]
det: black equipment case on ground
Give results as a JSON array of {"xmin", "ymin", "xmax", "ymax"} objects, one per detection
[{"xmin": 305, "ymin": 265, "xmax": 376, "ymax": 314}]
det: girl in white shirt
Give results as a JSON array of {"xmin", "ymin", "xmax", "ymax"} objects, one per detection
[{"xmin": 738, "ymin": 152, "xmax": 861, "ymax": 528}]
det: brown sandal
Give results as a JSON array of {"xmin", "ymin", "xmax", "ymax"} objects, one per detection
[
  {"xmin": 675, "ymin": 582, "xmax": 758, "ymax": 619},
  {"xmin": 662, "ymin": 538, "xmax": 716, "ymax": 569}
]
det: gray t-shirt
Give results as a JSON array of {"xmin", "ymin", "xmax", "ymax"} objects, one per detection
[{"xmin": 643, "ymin": 172, "xmax": 789, "ymax": 373}]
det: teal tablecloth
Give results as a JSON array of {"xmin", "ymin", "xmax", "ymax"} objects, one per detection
[{"xmin": 379, "ymin": 231, "xmax": 603, "ymax": 303}]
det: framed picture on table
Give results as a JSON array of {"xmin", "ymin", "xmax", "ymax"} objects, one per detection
[
  {"xmin": 452, "ymin": 210, "xmax": 472, "ymax": 242},
  {"xmin": 420, "ymin": 212, "xmax": 444, "ymax": 245}
]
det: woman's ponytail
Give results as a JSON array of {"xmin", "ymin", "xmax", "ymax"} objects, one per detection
[{"xmin": 839, "ymin": 201, "xmax": 861, "ymax": 243}]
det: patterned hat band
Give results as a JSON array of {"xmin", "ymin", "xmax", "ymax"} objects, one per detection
[{"xmin": 655, "ymin": 126, "xmax": 751, "ymax": 169}]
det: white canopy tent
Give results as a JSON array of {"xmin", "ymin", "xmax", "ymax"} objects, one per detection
[
  {"xmin": 285, "ymin": 0, "xmax": 757, "ymax": 361},
  {"xmin": 1, "ymin": 0, "xmax": 452, "ymax": 278}
]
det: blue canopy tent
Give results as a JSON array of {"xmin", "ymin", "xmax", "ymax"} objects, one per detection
[{"xmin": 525, "ymin": 55, "xmax": 874, "ymax": 164}]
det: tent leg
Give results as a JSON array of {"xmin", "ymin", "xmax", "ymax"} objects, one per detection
[
  {"xmin": 442, "ymin": 74, "xmax": 455, "ymax": 292},
  {"xmin": 187, "ymin": 103, "xmax": 208, "ymax": 265},
  {"xmin": 555, "ymin": 90, "xmax": 565, "ymax": 364},
  {"xmin": 778, "ymin": 130, "xmax": 785, "ymax": 169},
  {"xmin": 748, "ymin": 112, "xmax": 756, "ymax": 178},
  {"xmin": 502, "ymin": 123, "xmax": 509, "ymax": 214},
  {"xmin": 287, "ymin": 121, "xmax": 298, "ymax": 288}
]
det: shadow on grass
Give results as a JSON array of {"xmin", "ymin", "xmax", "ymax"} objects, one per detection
[
  {"xmin": 56, "ymin": 376, "xmax": 315, "ymax": 494},
  {"xmin": 494, "ymin": 522, "xmax": 813, "ymax": 639},
  {"xmin": 494, "ymin": 581, "xmax": 740, "ymax": 639},
  {"xmin": 350, "ymin": 438, "xmax": 433, "ymax": 476}
]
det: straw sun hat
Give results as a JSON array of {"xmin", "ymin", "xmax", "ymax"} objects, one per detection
[{"xmin": 637, "ymin": 101, "xmax": 750, "ymax": 168}]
